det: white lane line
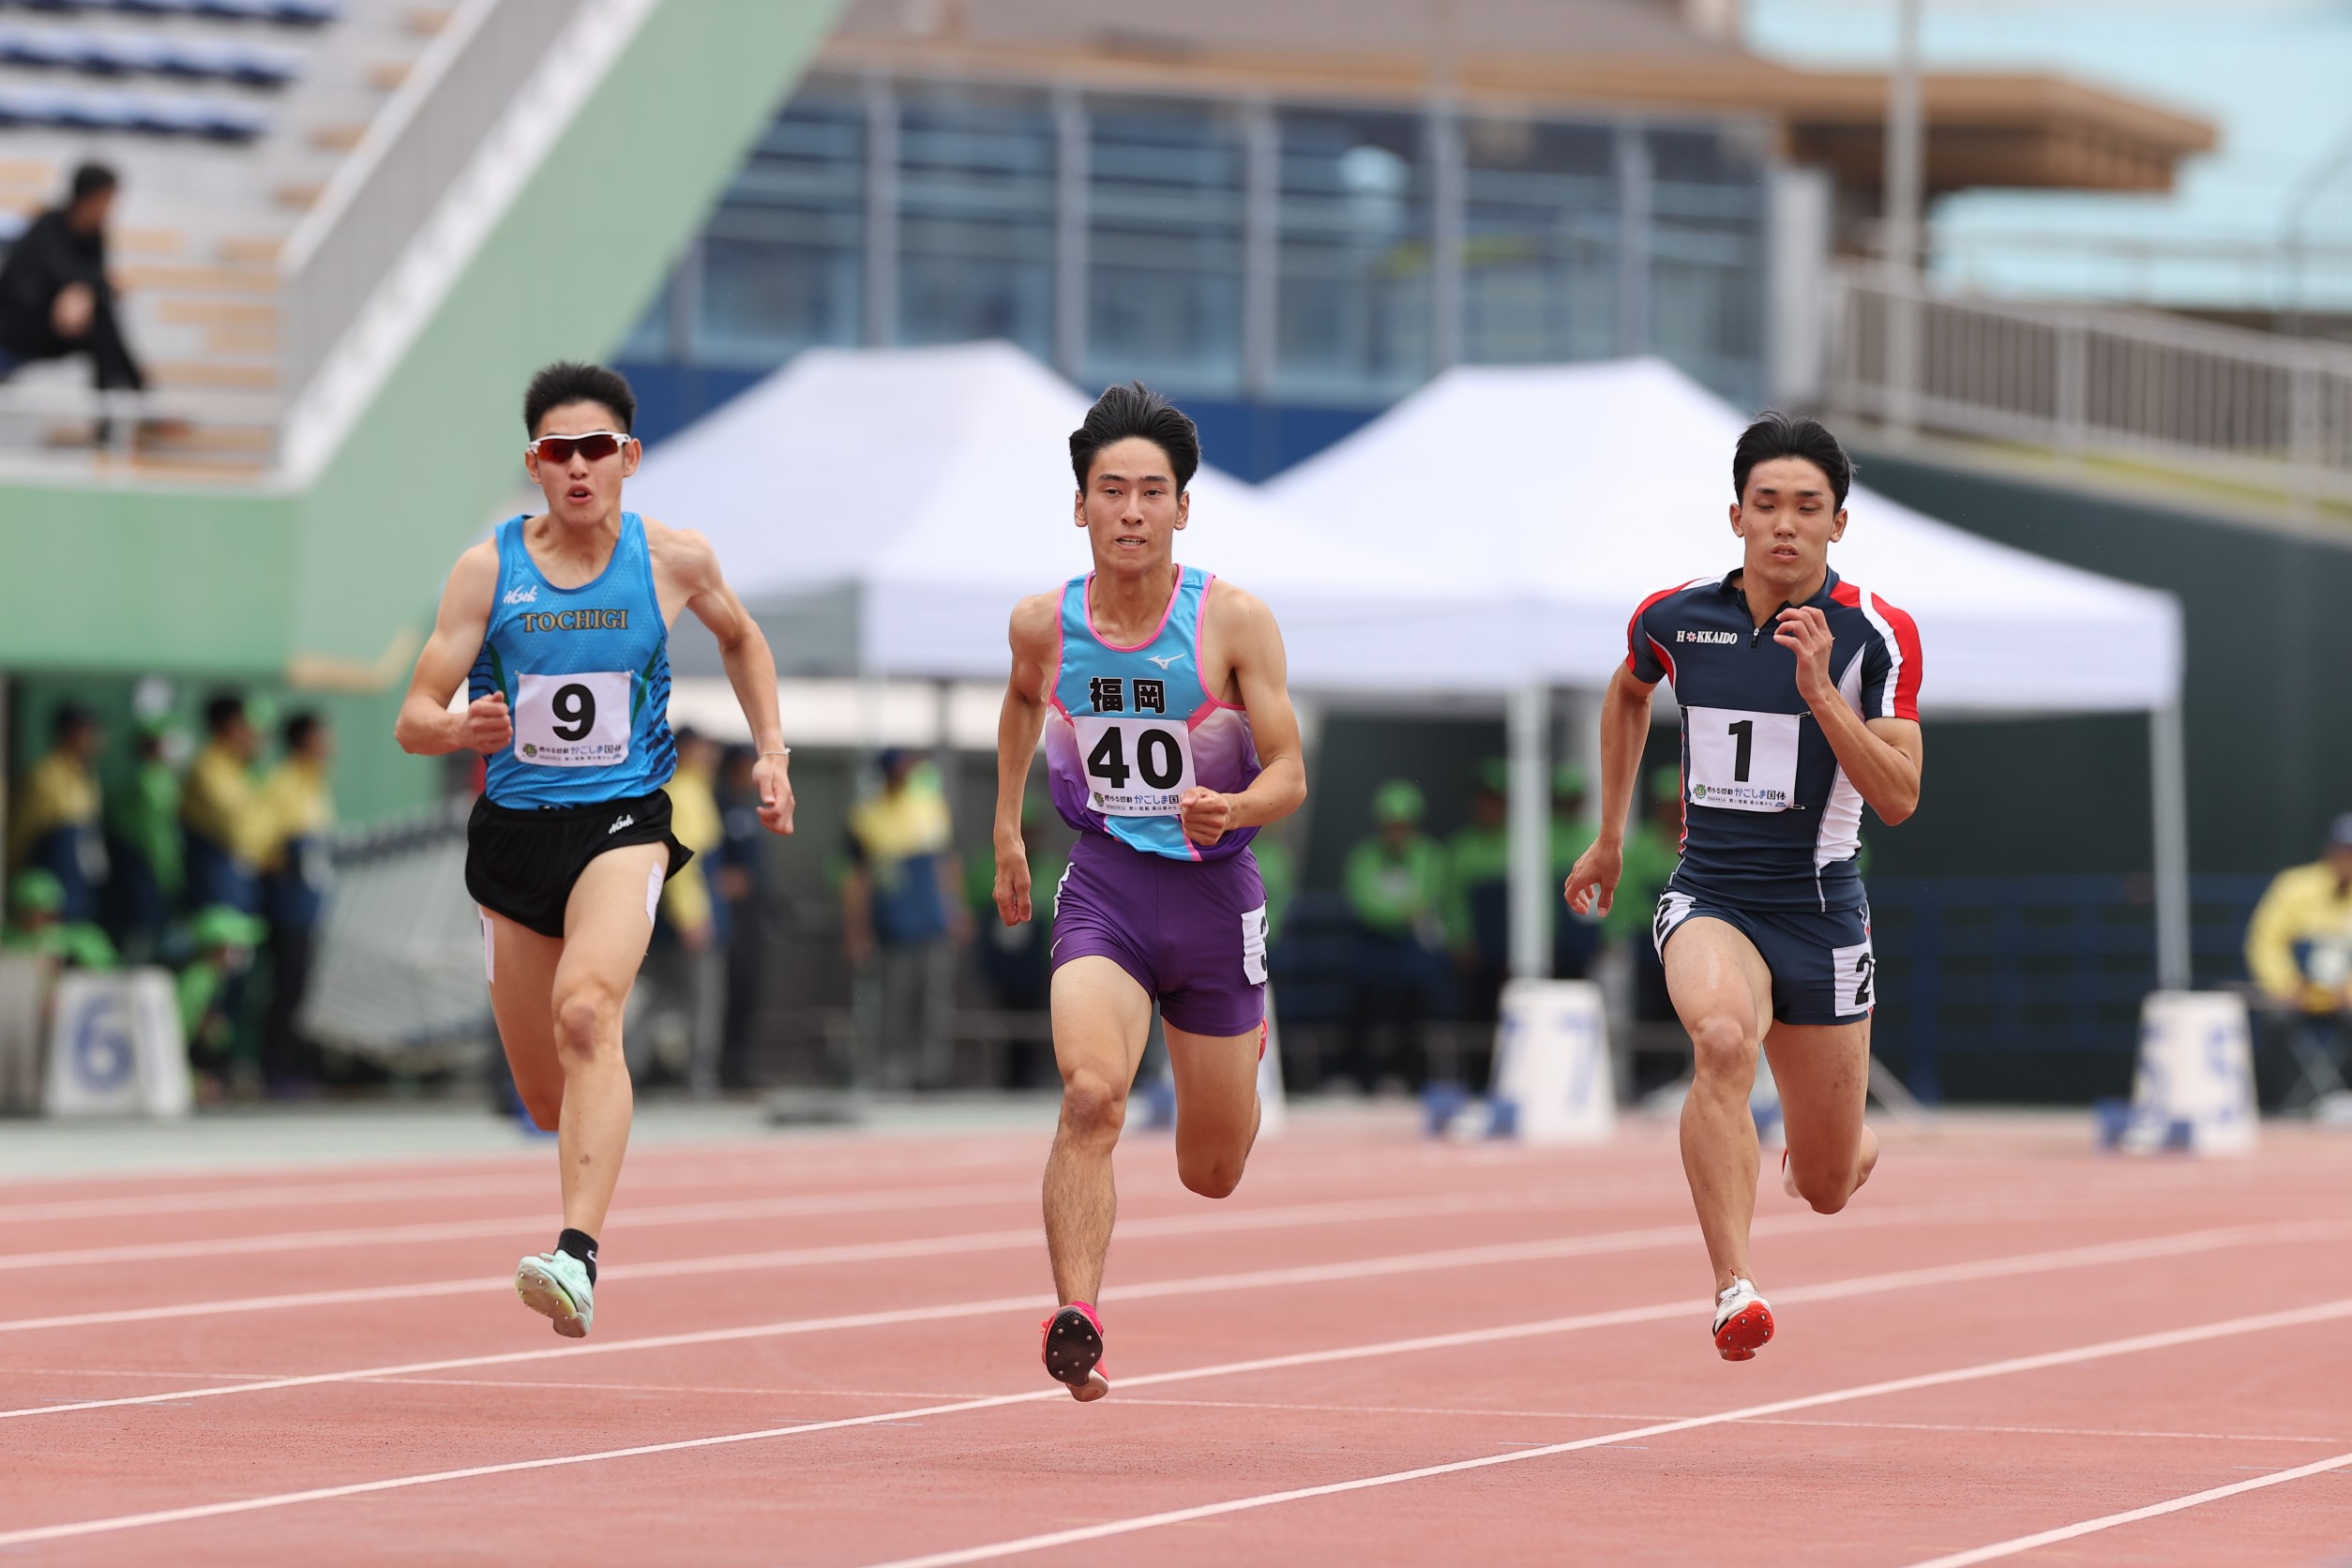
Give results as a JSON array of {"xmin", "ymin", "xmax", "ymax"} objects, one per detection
[
  {"xmin": 0, "ymin": 1184, "xmax": 1675, "ymax": 1335},
  {"xmin": 0, "ymin": 1156, "xmax": 1035, "ymax": 1226},
  {"xmin": 0, "ymin": 1142, "xmax": 1049, "ymax": 1218},
  {"xmin": 852, "ymin": 1298, "xmax": 2352, "ymax": 1568},
  {"xmin": 0, "ymin": 1159, "xmax": 1675, "ymax": 1271},
  {"xmin": 1, "ymin": 1210, "xmax": 2336, "ymax": 1428},
  {"xmin": 0, "ymin": 1183, "xmax": 1040, "ymax": 1272},
  {"xmin": 1898, "ymin": 1451, "xmax": 2352, "ymax": 1567},
  {"xmin": 6, "ymin": 1285, "xmax": 2348, "ymax": 1549},
  {"xmin": 1106, "ymin": 1397, "xmax": 2350, "ymax": 1448}
]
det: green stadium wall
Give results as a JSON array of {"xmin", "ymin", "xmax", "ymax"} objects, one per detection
[{"xmin": 0, "ymin": 0, "xmax": 843, "ymax": 822}]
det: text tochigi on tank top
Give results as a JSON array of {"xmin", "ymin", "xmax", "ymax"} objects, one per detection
[
  {"xmin": 1045, "ymin": 564, "xmax": 1261, "ymax": 862},
  {"xmin": 470, "ymin": 511, "xmax": 675, "ymax": 808}
]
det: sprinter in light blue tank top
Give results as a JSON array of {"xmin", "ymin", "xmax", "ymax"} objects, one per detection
[
  {"xmin": 470, "ymin": 508, "xmax": 675, "ymax": 807},
  {"xmin": 992, "ymin": 383, "xmax": 1308, "ymax": 1402},
  {"xmin": 395, "ymin": 362, "xmax": 797, "ymax": 1342}
]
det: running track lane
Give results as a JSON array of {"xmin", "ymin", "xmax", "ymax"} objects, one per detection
[{"xmin": 3, "ymin": 1119, "xmax": 2348, "ymax": 1565}]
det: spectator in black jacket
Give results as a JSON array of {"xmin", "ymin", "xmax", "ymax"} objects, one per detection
[{"xmin": 0, "ymin": 163, "xmax": 145, "ymax": 394}]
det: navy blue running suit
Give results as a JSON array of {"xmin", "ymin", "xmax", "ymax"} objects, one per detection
[{"xmin": 1627, "ymin": 566, "xmax": 1922, "ymax": 1026}]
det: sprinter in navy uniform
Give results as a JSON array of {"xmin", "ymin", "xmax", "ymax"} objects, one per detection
[
  {"xmin": 1565, "ymin": 412, "xmax": 1923, "ymax": 1364},
  {"xmin": 396, "ymin": 363, "xmax": 795, "ymax": 1338}
]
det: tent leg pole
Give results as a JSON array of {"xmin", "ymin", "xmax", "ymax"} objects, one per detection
[
  {"xmin": 2150, "ymin": 701, "xmax": 2192, "ymax": 991},
  {"xmin": 1508, "ymin": 681, "xmax": 1549, "ymax": 983}
]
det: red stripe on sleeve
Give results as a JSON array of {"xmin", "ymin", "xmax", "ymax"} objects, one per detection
[
  {"xmin": 1873, "ymin": 594, "xmax": 1924, "ymax": 720},
  {"xmin": 1624, "ymin": 581, "xmax": 1687, "ymax": 676}
]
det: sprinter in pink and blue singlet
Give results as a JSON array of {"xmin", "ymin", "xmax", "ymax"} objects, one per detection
[{"xmin": 993, "ymin": 384, "xmax": 1308, "ymax": 1404}]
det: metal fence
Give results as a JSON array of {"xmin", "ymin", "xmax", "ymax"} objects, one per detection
[
  {"xmin": 296, "ymin": 800, "xmax": 492, "ymax": 1070},
  {"xmin": 277, "ymin": 0, "xmax": 587, "ymax": 403},
  {"xmin": 1867, "ymin": 873, "xmax": 2269, "ymax": 1104},
  {"xmin": 1827, "ymin": 265, "xmax": 2352, "ymax": 506}
]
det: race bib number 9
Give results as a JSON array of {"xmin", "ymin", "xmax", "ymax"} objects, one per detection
[
  {"xmin": 1684, "ymin": 705, "xmax": 1800, "ymax": 812},
  {"xmin": 513, "ymin": 671, "xmax": 632, "ymax": 769},
  {"xmin": 1071, "ymin": 715, "xmax": 1196, "ymax": 816}
]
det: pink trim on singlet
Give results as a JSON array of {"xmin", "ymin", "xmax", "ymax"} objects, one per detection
[
  {"xmin": 1050, "ymin": 580, "xmax": 1070, "ymax": 698},
  {"xmin": 1083, "ymin": 564, "xmax": 1185, "ymax": 653},
  {"xmin": 1187, "ymin": 570, "xmax": 1246, "ymax": 727}
]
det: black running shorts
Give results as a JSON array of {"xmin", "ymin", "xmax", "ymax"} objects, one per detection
[{"xmin": 464, "ymin": 790, "xmax": 691, "ymax": 940}]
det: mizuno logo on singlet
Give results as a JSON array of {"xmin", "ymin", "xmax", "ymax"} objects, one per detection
[
  {"xmin": 503, "ymin": 584, "xmax": 538, "ymax": 606},
  {"xmin": 1145, "ymin": 653, "xmax": 1186, "ymax": 669}
]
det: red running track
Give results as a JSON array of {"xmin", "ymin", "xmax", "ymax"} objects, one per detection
[{"xmin": 1, "ymin": 1111, "xmax": 2348, "ymax": 1566}]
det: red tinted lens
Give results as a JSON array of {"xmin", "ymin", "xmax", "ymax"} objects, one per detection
[{"xmin": 534, "ymin": 433, "xmax": 622, "ymax": 463}]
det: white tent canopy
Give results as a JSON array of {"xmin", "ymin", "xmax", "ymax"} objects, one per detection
[
  {"xmin": 1269, "ymin": 356, "xmax": 2191, "ymax": 986},
  {"xmin": 627, "ymin": 341, "xmax": 1501, "ymax": 693},
  {"xmin": 1268, "ymin": 356, "xmax": 2182, "ymax": 715}
]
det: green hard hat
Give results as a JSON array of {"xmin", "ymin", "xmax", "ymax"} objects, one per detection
[
  {"xmin": 8, "ymin": 869, "xmax": 63, "ymax": 916},
  {"xmin": 1552, "ymin": 763, "xmax": 1588, "ymax": 797},
  {"xmin": 188, "ymin": 904, "xmax": 266, "ymax": 950},
  {"xmin": 1370, "ymin": 778, "xmax": 1426, "ymax": 826},
  {"xmin": 1475, "ymin": 758, "xmax": 1510, "ymax": 794}
]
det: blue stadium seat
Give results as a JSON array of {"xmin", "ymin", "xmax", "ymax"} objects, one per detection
[
  {"xmin": 74, "ymin": 31, "xmax": 168, "ymax": 76},
  {"xmin": 127, "ymin": 91, "xmax": 212, "ymax": 134},
  {"xmin": 112, "ymin": 0, "xmax": 199, "ymax": 16},
  {"xmin": 188, "ymin": 95, "xmax": 265, "ymax": 140},
  {"xmin": 150, "ymin": 36, "xmax": 227, "ymax": 79},
  {"xmin": 223, "ymin": 42, "xmax": 296, "ymax": 86},
  {"xmin": 264, "ymin": 0, "xmax": 337, "ymax": 24},
  {"xmin": 0, "ymin": 26, "xmax": 76, "ymax": 68},
  {"xmin": 52, "ymin": 88, "xmax": 135, "ymax": 129}
]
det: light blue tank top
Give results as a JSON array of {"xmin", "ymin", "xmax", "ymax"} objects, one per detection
[
  {"xmin": 469, "ymin": 512, "xmax": 675, "ymax": 807},
  {"xmin": 1045, "ymin": 564, "xmax": 1260, "ymax": 862}
]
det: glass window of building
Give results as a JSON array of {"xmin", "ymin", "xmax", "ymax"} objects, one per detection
[
  {"xmin": 1085, "ymin": 97, "xmax": 1248, "ymax": 396},
  {"xmin": 1275, "ymin": 109, "xmax": 1430, "ymax": 404},
  {"xmin": 1461, "ymin": 118, "xmax": 1619, "ymax": 368},
  {"xmin": 1646, "ymin": 126, "xmax": 1768, "ymax": 407},
  {"xmin": 697, "ymin": 85, "xmax": 867, "ymax": 368},
  {"xmin": 896, "ymin": 83, "xmax": 1057, "ymax": 359}
]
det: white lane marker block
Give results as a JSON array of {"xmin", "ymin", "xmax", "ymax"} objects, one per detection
[
  {"xmin": 1489, "ymin": 979, "xmax": 1614, "ymax": 1144},
  {"xmin": 2111, "ymin": 990, "xmax": 2257, "ymax": 1155},
  {"xmin": 41, "ymin": 970, "xmax": 188, "ymax": 1119}
]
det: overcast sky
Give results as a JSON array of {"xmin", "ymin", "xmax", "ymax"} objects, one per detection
[{"xmin": 1745, "ymin": 0, "xmax": 2352, "ymax": 307}]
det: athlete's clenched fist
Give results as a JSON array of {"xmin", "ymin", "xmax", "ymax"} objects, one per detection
[{"xmin": 458, "ymin": 691, "xmax": 512, "ymax": 754}]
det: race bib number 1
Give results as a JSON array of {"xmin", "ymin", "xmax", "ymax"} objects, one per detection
[
  {"xmin": 1684, "ymin": 705, "xmax": 1800, "ymax": 812},
  {"xmin": 513, "ymin": 671, "xmax": 632, "ymax": 769},
  {"xmin": 1071, "ymin": 715, "xmax": 1196, "ymax": 816}
]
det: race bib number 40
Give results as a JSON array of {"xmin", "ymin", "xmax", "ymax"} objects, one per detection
[
  {"xmin": 1071, "ymin": 715, "xmax": 1196, "ymax": 816},
  {"xmin": 513, "ymin": 671, "xmax": 632, "ymax": 769},
  {"xmin": 1684, "ymin": 705, "xmax": 1800, "ymax": 812}
]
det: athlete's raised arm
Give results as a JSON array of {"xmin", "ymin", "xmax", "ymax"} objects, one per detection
[
  {"xmin": 656, "ymin": 521, "xmax": 795, "ymax": 836},
  {"xmin": 992, "ymin": 592, "xmax": 1060, "ymax": 927},
  {"xmin": 1773, "ymin": 606, "xmax": 1923, "ymax": 824},
  {"xmin": 1565, "ymin": 662, "xmax": 1658, "ymax": 918},
  {"xmin": 1177, "ymin": 581, "xmax": 1306, "ymax": 848},
  {"xmin": 394, "ymin": 540, "xmax": 513, "ymax": 758}
]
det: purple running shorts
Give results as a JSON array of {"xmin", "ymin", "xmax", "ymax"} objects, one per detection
[{"xmin": 1049, "ymin": 831, "xmax": 1268, "ymax": 1037}]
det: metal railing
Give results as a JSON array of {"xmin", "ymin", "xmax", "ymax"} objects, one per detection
[
  {"xmin": 1827, "ymin": 264, "xmax": 2352, "ymax": 506},
  {"xmin": 1867, "ymin": 874, "xmax": 2268, "ymax": 1105},
  {"xmin": 277, "ymin": 0, "xmax": 587, "ymax": 404}
]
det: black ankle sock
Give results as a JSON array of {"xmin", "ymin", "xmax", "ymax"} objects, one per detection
[{"xmin": 557, "ymin": 1228, "xmax": 598, "ymax": 1286}]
